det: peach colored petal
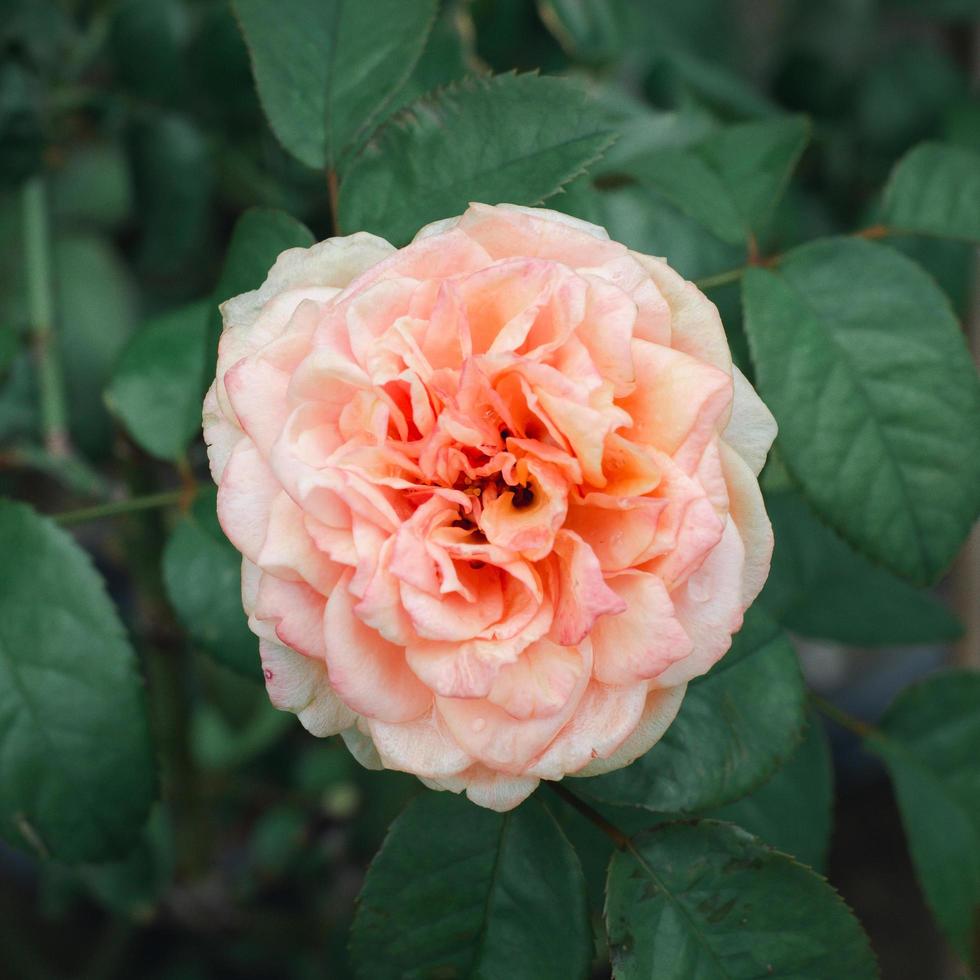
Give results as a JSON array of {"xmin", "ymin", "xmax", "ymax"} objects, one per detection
[
  {"xmin": 216, "ymin": 442, "xmax": 281, "ymax": 562},
  {"xmin": 259, "ymin": 639, "xmax": 356, "ymax": 737},
  {"xmin": 573, "ymin": 683, "xmax": 687, "ymax": 777},
  {"xmin": 254, "ymin": 574, "xmax": 328, "ymax": 660},
  {"xmin": 654, "ymin": 517, "xmax": 747, "ymax": 687},
  {"xmin": 591, "ymin": 572, "xmax": 692, "ymax": 685},
  {"xmin": 630, "ymin": 250, "xmax": 731, "ymax": 375},
  {"xmin": 424, "ymin": 764, "xmax": 539, "ymax": 812},
  {"xmin": 324, "ymin": 572, "xmax": 432, "ymax": 722},
  {"xmin": 526, "ymin": 681, "xmax": 649, "ymax": 780},
  {"xmin": 723, "ymin": 365, "xmax": 778, "ymax": 476},
  {"xmin": 619, "ymin": 338, "xmax": 733, "ymax": 472},
  {"xmin": 721, "ymin": 442, "xmax": 774, "ymax": 608},
  {"xmin": 367, "ymin": 708, "xmax": 472, "ymax": 779},
  {"xmin": 436, "ymin": 639, "xmax": 592, "ymax": 774},
  {"xmin": 486, "ymin": 638, "xmax": 585, "ymax": 720},
  {"xmin": 551, "ymin": 530, "xmax": 627, "ymax": 645}
]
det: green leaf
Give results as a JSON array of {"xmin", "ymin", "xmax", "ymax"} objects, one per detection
[
  {"xmin": 350, "ymin": 791, "xmax": 592, "ymax": 980},
  {"xmin": 760, "ymin": 491, "xmax": 961, "ymax": 645},
  {"xmin": 605, "ymin": 821, "xmax": 877, "ymax": 979},
  {"xmin": 866, "ymin": 671, "xmax": 980, "ymax": 968},
  {"xmin": 162, "ymin": 489, "xmax": 258, "ymax": 677},
  {"xmin": 383, "ymin": 3, "xmax": 481, "ymax": 119},
  {"xmin": 232, "ymin": 0, "xmax": 437, "ymax": 169},
  {"xmin": 0, "ymin": 501, "xmax": 156, "ymax": 863},
  {"xmin": 537, "ymin": 0, "xmax": 631, "ymax": 64},
  {"xmin": 661, "ymin": 48, "xmax": 776, "ymax": 120},
  {"xmin": 339, "ymin": 72, "xmax": 615, "ymax": 246},
  {"xmin": 105, "ymin": 301, "xmax": 209, "ymax": 462},
  {"xmin": 882, "ymin": 142, "xmax": 980, "ymax": 245},
  {"xmin": 109, "ymin": 0, "xmax": 188, "ymax": 106},
  {"xmin": 620, "ymin": 115, "xmax": 809, "ymax": 246},
  {"xmin": 709, "ymin": 715, "xmax": 834, "ymax": 871},
  {"xmin": 206, "ymin": 207, "xmax": 315, "ymax": 384},
  {"xmin": 54, "ymin": 234, "xmax": 137, "ymax": 457},
  {"xmin": 130, "ymin": 114, "xmax": 212, "ymax": 281},
  {"xmin": 579, "ymin": 606, "xmax": 806, "ymax": 813},
  {"xmin": 74, "ymin": 806, "xmax": 174, "ymax": 919},
  {"xmin": 50, "ymin": 141, "xmax": 133, "ymax": 231},
  {"xmin": 742, "ymin": 239, "xmax": 980, "ymax": 585}
]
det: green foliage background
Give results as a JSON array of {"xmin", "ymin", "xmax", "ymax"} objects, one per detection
[{"xmin": 1, "ymin": 1, "xmax": 979, "ymax": 978}]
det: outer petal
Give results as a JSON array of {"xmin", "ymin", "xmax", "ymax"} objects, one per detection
[
  {"xmin": 654, "ymin": 517, "xmax": 747, "ymax": 687},
  {"xmin": 526, "ymin": 681, "xmax": 649, "ymax": 780},
  {"xmin": 630, "ymin": 251, "xmax": 732, "ymax": 376},
  {"xmin": 425, "ymin": 764, "xmax": 540, "ymax": 812},
  {"xmin": 723, "ymin": 366, "xmax": 777, "ymax": 476},
  {"xmin": 367, "ymin": 709, "xmax": 473, "ymax": 779},
  {"xmin": 572, "ymin": 683, "xmax": 687, "ymax": 777},
  {"xmin": 720, "ymin": 442, "xmax": 774, "ymax": 607},
  {"xmin": 259, "ymin": 639, "xmax": 356, "ymax": 736}
]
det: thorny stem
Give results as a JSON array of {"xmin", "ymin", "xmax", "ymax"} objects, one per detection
[
  {"xmin": 53, "ymin": 488, "xmax": 192, "ymax": 526},
  {"xmin": 694, "ymin": 223, "xmax": 898, "ymax": 292},
  {"xmin": 23, "ymin": 176, "xmax": 70, "ymax": 457},
  {"xmin": 547, "ymin": 781, "xmax": 630, "ymax": 850}
]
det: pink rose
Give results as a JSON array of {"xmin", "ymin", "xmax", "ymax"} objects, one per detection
[{"xmin": 204, "ymin": 203, "xmax": 776, "ymax": 811}]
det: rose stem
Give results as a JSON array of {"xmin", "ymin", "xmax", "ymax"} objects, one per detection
[
  {"xmin": 22, "ymin": 174, "xmax": 71, "ymax": 457},
  {"xmin": 52, "ymin": 487, "xmax": 191, "ymax": 526},
  {"xmin": 547, "ymin": 781, "xmax": 630, "ymax": 850},
  {"xmin": 809, "ymin": 692, "xmax": 874, "ymax": 739},
  {"xmin": 694, "ymin": 224, "xmax": 896, "ymax": 292}
]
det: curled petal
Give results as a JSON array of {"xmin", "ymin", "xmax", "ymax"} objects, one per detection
[{"xmin": 259, "ymin": 639, "xmax": 355, "ymax": 737}]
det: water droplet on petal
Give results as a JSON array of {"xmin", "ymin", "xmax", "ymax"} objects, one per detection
[
  {"xmin": 472, "ymin": 717, "xmax": 486, "ymax": 733},
  {"xmin": 263, "ymin": 668, "xmax": 274, "ymax": 681}
]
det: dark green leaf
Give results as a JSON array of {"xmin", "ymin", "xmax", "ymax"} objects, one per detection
[
  {"xmin": 109, "ymin": 0, "xmax": 188, "ymax": 106},
  {"xmin": 579, "ymin": 607, "xmax": 806, "ymax": 813},
  {"xmin": 560, "ymin": 179, "xmax": 744, "ymax": 283},
  {"xmin": 162, "ymin": 489, "xmax": 258, "ymax": 677},
  {"xmin": 760, "ymin": 491, "xmax": 961, "ymax": 645},
  {"xmin": 75, "ymin": 807, "xmax": 173, "ymax": 919},
  {"xmin": 0, "ymin": 501, "xmax": 155, "ymax": 862},
  {"xmin": 536, "ymin": 0, "xmax": 631, "ymax": 64},
  {"xmin": 867, "ymin": 671, "xmax": 980, "ymax": 968},
  {"xmin": 54, "ymin": 234, "xmax": 137, "ymax": 456},
  {"xmin": 884, "ymin": 0, "xmax": 980, "ymax": 17},
  {"xmin": 619, "ymin": 115, "xmax": 809, "ymax": 246},
  {"xmin": 233, "ymin": 0, "xmax": 437, "ymax": 169},
  {"xmin": 50, "ymin": 141, "xmax": 133, "ymax": 231},
  {"xmin": 709, "ymin": 715, "xmax": 834, "ymax": 871},
  {"xmin": 350, "ymin": 792, "xmax": 592, "ymax": 980},
  {"xmin": 742, "ymin": 239, "xmax": 980, "ymax": 585},
  {"xmin": 339, "ymin": 72, "xmax": 614, "ymax": 246},
  {"xmin": 605, "ymin": 821, "xmax": 877, "ymax": 979},
  {"xmin": 105, "ymin": 301, "xmax": 209, "ymax": 462},
  {"xmin": 882, "ymin": 142, "xmax": 980, "ymax": 245},
  {"xmin": 130, "ymin": 114, "xmax": 212, "ymax": 281},
  {"xmin": 383, "ymin": 3, "xmax": 481, "ymax": 119}
]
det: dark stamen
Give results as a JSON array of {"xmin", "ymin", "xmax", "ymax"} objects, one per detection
[{"xmin": 512, "ymin": 485, "xmax": 534, "ymax": 509}]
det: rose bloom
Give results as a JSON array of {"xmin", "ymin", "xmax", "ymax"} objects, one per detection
[{"xmin": 204, "ymin": 203, "xmax": 776, "ymax": 811}]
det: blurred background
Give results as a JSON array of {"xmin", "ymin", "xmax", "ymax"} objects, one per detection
[{"xmin": 1, "ymin": 0, "xmax": 978, "ymax": 977}]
